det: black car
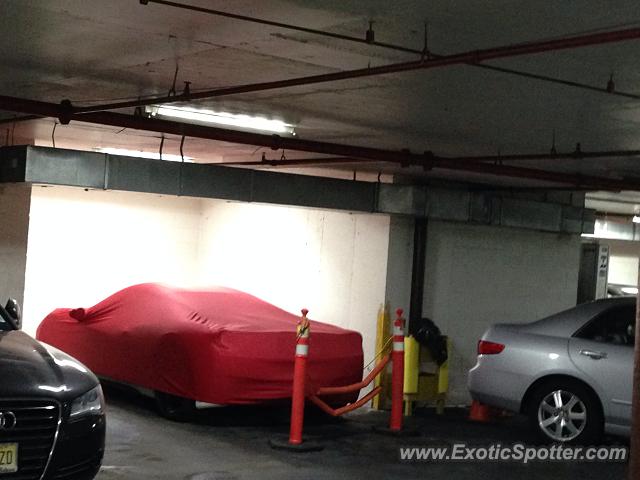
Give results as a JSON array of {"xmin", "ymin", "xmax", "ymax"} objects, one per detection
[{"xmin": 0, "ymin": 299, "xmax": 105, "ymax": 480}]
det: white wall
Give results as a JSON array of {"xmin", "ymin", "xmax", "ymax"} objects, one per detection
[
  {"xmin": 23, "ymin": 186, "xmax": 203, "ymax": 334},
  {"xmin": 197, "ymin": 200, "xmax": 390, "ymax": 365},
  {"xmin": 22, "ymin": 185, "xmax": 586, "ymax": 406},
  {"xmin": 609, "ymin": 256, "xmax": 639, "ymax": 286},
  {"xmin": 600, "ymin": 239, "xmax": 640, "ymax": 286},
  {"xmin": 0, "ymin": 184, "xmax": 31, "ymax": 308},
  {"xmin": 422, "ymin": 221, "xmax": 581, "ymax": 405},
  {"xmin": 23, "ymin": 186, "xmax": 391, "ymax": 365}
]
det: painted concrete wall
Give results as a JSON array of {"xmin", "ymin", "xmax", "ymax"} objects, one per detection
[
  {"xmin": 600, "ymin": 239, "xmax": 640, "ymax": 286},
  {"xmin": 22, "ymin": 186, "xmax": 391, "ymax": 366},
  {"xmin": 422, "ymin": 221, "xmax": 581, "ymax": 405},
  {"xmin": 0, "ymin": 184, "xmax": 31, "ymax": 309},
  {"xmin": 384, "ymin": 216, "xmax": 414, "ymax": 328},
  {"xmin": 197, "ymin": 200, "xmax": 390, "ymax": 365},
  {"xmin": 22, "ymin": 184, "xmax": 583, "ymax": 406},
  {"xmin": 23, "ymin": 186, "xmax": 203, "ymax": 334}
]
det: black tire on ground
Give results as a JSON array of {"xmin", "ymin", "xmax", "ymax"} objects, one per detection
[
  {"xmin": 154, "ymin": 391, "xmax": 197, "ymax": 421},
  {"xmin": 526, "ymin": 379, "xmax": 603, "ymax": 445}
]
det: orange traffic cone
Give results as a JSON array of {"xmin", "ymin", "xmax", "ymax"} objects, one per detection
[{"xmin": 468, "ymin": 400, "xmax": 492, "ymax": 422}]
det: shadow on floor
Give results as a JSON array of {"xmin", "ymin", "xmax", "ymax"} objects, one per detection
[{"xmin": 98, "ymin": 384, "xmax": 629, "ymax": 480}]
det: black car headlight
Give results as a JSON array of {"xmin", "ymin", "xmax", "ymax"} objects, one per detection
[{"xmin": 70, "ymin": 386, "xmax": 104, "ymax": 419}]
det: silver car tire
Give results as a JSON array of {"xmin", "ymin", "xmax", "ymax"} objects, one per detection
[{"xmin": 528, "ymin": 380, "xmax": 603, "ymax": 445}]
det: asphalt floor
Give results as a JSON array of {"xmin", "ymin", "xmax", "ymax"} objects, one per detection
[{"xmin": 95, "ymin": 386, "xmax": 629, "ymax": 480}]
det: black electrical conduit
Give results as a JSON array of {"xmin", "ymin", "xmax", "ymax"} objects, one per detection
[
  {"xmin": 138, "ymin": 0, "xmax": 640, "ymax": 103},
  {"xmin": 71, "ymin": 25, "xmax": 640, "ymax": 114},
  {"xmin": 139, "ymin": 0, "xmax": 423, "ymax": 54},
  {"xmin": 409, "ymin": 218, "xmax": 428, "ymax": 331}
]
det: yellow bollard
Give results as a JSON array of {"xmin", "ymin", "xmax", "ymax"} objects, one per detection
[
  {"xmin": 371, "ymin": 303, "xmax": 390, "ymax": 410},
  {"xmin": 437, "ymin": 338, "xmax": 451, "ymax": 395},
  {"xmin": 403, "ymin": 336, "xmax": 420, "ymax": 394}
]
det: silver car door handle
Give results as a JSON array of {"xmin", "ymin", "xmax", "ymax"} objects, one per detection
[{"xmin": 580, "ymin": 349, "xmax": 608, "ymax": 360}]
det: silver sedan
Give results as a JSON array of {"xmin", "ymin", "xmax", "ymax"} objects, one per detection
[{"xmin": 468, "ymin": 297, "xmax": 635, "ymax": 444}]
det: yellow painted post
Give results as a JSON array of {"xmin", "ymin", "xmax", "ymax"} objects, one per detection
[
  {"xmin": 403, "ymin": 336, "xmax": 420, "ymax": 394},
  {"xmin": 403, "ymin": 336, "xmax": 420, "ymax": 417},
  {"xmin": 437, "ymin": 337, "xmax": 451, "ymax": 394},
  {"xmin": 371, "ymin": 303, "xmax": 390, "ymax": 410}
]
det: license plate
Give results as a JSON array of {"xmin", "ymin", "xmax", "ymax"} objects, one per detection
[{"xmin": 0, "ymin": 443, "xmax": 18, "ymax": 473}]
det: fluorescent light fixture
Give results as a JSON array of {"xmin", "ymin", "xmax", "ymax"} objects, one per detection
[
  {"xmin": 633, "ymin": 215, "xmax": 640, "ymax": 223},
  {"xmin": 146, "ymin": 105, "xmax": 295, "ymax": 135},
  {"xmin": 94, "ymin": 147, "xmax": 192, "ymax": 162}
]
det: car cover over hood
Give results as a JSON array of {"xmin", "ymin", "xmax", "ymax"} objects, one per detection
[{"xmin": 37, "ymin": 284, "xmax": 364, "ymax": 404}]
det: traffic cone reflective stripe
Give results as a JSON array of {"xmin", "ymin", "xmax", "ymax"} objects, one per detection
[{"xmin": 295, "ymin": 334, "xmax": 309, "ymax": 357}]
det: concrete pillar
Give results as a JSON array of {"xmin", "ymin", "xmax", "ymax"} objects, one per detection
[
  {"xmin": 0, "ymin": 184, "xmax": 32, "ymax": 310},
  {"xmin": 385, "ymin": 216, "xmax": 414, "ymax": 322}
]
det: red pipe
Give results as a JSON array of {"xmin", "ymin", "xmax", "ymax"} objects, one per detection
[
  {"xmin": 316, "ymin": 355, "xmax": 390, "ymax": 396},
  {"xmin": 0, "ymin": 96, "xmax": 61, "ymax": 118},
  {"xmin": 217, "ymin": 157, "xmax": 361, "ymax": 167},
  {"xmin": 73, "ymin": 27, "xmax": 640, "ymax": 113},
  {"xmin": 309, "ymin": 387, "xmax": 383, "ymax": 417},
  {"xmin": 219, "ymin": 147, "xmax": 640, "ymax": 168},
  {"xmin": 0, "ymin": 114, "xmax": 40, "ymax": 126},
  {"xmin": 1, "ymin": 94, "xmax": 639, "ymax": 190},
  {"xmin": 140, "ymin": 1, "xmax": 640, "ymax": 102},
  {"xmin": 452, "ymin": 149, "xmax": 640, "ymax": 162},
  {"xmin": 142, "ymin": 0, "xmax": 420, "ymax": 55},
  {"xmin": 431, "ymin": 157, "xmax": 635, "ymax": 190}
]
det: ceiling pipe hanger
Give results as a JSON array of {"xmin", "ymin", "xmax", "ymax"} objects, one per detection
[
  {"xmin": 138, "ymin": 0, "xmax": 640, "ymax": 103},
  {"xmin": 217, "ymin": 155, "xmax": 360, "ymax": 167},
  {"xmin": 218, "ymin": 146, "xmax": 640, "ymax": 167},
  {"xmin": 451, "ymin": 147, "xmax": 640, "ymax": 162},
  {"xmin": 1, "ymin": 93, "xmax": 639, "ymax": 191},
  {"xmin": 72, "ymin": 26, "xmax": 640, "ymax": 114},
  {"xmin": 139, "ymin": 0, "xmax": 421, "ymax": 55}
]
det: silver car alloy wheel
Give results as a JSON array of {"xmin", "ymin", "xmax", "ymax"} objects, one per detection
[{"xmin": 537, "ymin": 389, "xmax": 587, "ymax": 442}]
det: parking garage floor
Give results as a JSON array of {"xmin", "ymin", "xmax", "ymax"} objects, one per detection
[{"xmin": 96, "ymin": 387, "xmax": 628, "ymax": 480}]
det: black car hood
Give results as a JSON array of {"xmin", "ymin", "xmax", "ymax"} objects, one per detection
[{"xmin": 0, "ymin": 330, "xmax": 98, "ymax": 401}]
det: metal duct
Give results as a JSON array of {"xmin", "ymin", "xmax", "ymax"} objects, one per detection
[
  {"xmin": 0, "ymin": 145, "xmax": 594, "ymax": 234},
  {"xmin": 1, "ymin": 94, "xmax": 639, "ymax": 191}
]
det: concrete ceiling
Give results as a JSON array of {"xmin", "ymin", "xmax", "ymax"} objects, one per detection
[{"xmin": 1, "ymin": 0, "xmax": 640, "ymax": 193}]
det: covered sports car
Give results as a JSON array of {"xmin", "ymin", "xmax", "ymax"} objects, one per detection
[{"xmin": 37, "ymin": 284, "xmax": 363, "ymax": 418}]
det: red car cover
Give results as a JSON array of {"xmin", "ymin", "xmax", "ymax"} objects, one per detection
[{"xmin": 37, "ymin": 284, "xmax": 364, "ymax": 405}]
